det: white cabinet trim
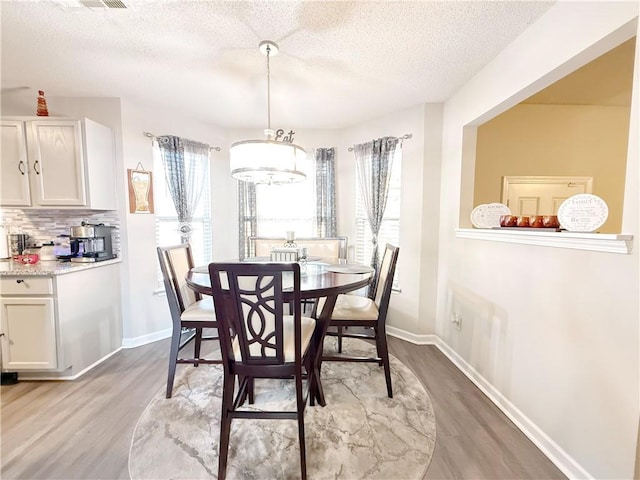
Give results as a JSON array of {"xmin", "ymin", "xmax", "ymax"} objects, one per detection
[{"xmin": 455, "ymin": 228, "xmax": 633, "ymax": 254}]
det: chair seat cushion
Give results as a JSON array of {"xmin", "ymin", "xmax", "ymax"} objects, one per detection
[
  {"xmin": 233, "ymin": 315, "xmax": 316, "ymax": 363},
  {"xmin": 180, "ymin": 297, "xmax": 216, "ymax": 321},
  {"xmin": 284, "ymin": 315, "xmax": 316, "ymax": 362},
  {"xmin": 321, "ymin": 294, "xmax": 379, "ymax": 321}
]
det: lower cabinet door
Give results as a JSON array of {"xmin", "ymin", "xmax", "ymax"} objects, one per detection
[{"xmin": 0, "ymin": 297, "xmax": 57, "ymax": 370}]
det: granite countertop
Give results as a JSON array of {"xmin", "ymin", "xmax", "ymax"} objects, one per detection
[{"xmin": 0, "ymin": 258, "xmax": 121, "ymax": 276}]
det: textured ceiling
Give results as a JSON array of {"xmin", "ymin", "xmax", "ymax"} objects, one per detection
[{"xmin": 1, "ymin": 0, "xmax": 555, "ymax": 129}]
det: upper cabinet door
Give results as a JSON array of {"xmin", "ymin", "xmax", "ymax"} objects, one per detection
[
  {"xmin": 0, "ymin": 120, "xmax": 32, "ymax": 206},
  {"xmin": 27, "ymin": 120, "xmax": 87, "ymax": 207}
]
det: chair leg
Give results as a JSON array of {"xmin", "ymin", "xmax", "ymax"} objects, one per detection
[
  {"xmin": 337, "ymin": 326, "xmax": 343, "ymax": 353},
  {"xmin": 248, "ymin": 377, "xmax": 255, "ymax": 404},
  {"xmin": 309, "ymin": 379, "xmax": 316, "ymax": 407},
  {"xmin": 166, "ymin": 325, "xmax": 182, "ymax": 398},
  {"xmin": 193, "ymin": 327, "xmax": 203, "ymax": 367},
  {"xmin": 218, "ymin": 372, "xmax": 235, "ymax": 480},
  {"xmin": 295, "ymin": 374, "xmax": 307, "ymax": 480},
  {"xmin": 376, "ymin": 328, "xmax": 393, "ymax": 398},
  {"xmin": 237, "ymin": 376, "xmax": 249, "ymax": 406}
]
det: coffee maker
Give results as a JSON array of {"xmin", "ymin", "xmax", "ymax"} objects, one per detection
[{"xmin": 69, "ymin": 223, "xmax": 116, "ymax": 263}]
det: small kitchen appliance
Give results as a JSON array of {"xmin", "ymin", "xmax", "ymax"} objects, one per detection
[
  {"xmin": 69, "ymin": 223, "xmax": 116, "ymax": 262},
  {"xmin": 8, "ymin": 234, "xmax": 28, "ymax": 258},
  {"xmin": 54, "ymin": 234, "xmax": 79, "ymax": 260}
]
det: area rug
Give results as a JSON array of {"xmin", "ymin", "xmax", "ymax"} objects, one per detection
[{"xmin": 129, "ymin": 338, "xmax": 436, "ymax": 479}]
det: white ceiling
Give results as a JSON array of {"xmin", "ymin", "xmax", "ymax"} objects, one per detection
[{"xmin": 1, "ymin": 0, "xmax": 555, "ymax": 129}]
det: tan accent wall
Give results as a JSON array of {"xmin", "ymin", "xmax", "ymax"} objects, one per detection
[{"xmin": 473, "ymin": 103, "xmax": 630, "ymax": 233}]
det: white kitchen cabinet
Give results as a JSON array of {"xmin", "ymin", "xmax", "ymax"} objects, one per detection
[
  {"xmin": 0, "ymin": 262, "xmax": 123, "ymax": 379},
  {"xmin": 0, "ymin": 121, "xmax": 31, "ymax": 206},
  {"xmin": 0, "ymin": 117, "xmax": 116, "ymax": 210},
  {"xmin": 0, "ymin": 277, "xmax": 57, "ymax": 370}
]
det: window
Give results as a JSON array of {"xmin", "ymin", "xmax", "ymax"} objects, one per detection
[
  {"xmin": 153, "ymin": 146, "xmax": 212, "ymax": 273},
  {"xmin": 355, "ymin": 151, "xmax": 401, "ymax": 290},
  {"xmin": 255, "ymin": 160, "xmax": 315, "ymax": 237}
]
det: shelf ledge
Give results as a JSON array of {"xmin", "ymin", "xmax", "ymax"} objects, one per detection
[{"xmin": 455, "ymin": 228, "xmax": 633, "ymax": 254}]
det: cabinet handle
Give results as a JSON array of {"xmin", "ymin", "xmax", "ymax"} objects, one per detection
[
  {"xmin": 18, "ymin": 161, "xmax": 26, "ymax": 175},
  {"xmin": 33, "ymin": 160, "xmax": 41, "ymax": 175},
  {"xmin": 16, "ymin": 279, "xmax": 24, "ymax": 284}
]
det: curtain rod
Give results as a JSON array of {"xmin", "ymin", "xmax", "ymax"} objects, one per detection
[
  {"xmin": 347, "ymin": 133, "xmax": 412, "ymax": 152},
  {"xmin": 143, "ymin": 131, "xmax": 221, "ymax": 151}
]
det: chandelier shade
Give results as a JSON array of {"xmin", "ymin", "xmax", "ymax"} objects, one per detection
[
  {"xmin": 230, "ymin": 138, "xmax": 307, "ymax": 184},
  {"xmin": 229, "ymin": 40, "xmax": 308, "ymax": 185}
]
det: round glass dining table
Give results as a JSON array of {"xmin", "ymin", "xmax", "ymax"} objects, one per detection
[{"xmin": 185, "ymin": 259, "xmax": 374, "ymax": 407}]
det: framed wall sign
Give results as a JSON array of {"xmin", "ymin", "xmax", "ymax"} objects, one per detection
[{"xmin": 128, "ymin": 166, "xmax": 155, "ymax": 214}]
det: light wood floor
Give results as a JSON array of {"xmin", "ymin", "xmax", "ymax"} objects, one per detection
[{"xmin": 1, "ymin": 335, "xmax": 566, "ymax": 479}]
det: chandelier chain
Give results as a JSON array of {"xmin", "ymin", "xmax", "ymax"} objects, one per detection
[
  {"xmin": 229, "ymin": 40, "xmax": 306, "ymax": 185},
  {"xmin": 266, "ymin": 44, "xmax": 272, "ymax": 131}
]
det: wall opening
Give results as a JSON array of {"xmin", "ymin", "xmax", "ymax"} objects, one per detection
[{"xmin": 463, "ymin": 37, "xmax": 636, "ymax": 234}]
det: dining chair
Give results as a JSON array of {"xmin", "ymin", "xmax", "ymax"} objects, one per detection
[
  {"xmin": 250, "ymin": 236, "xmax": 348, "ymax": 260},
  {"xmin": 208, "ymin": 262, "xmax": 316, "ymax": 480},
  {"xmin": 320, "ymin": 243, "xmax": 399, "ymax": 398},
  {"xmin": 250, "ymin": 235, "xmax": 349, "ymax": 315},
  {"xmin": 157, "ymin": 244, "xmax": 221, "ymax": 399}
]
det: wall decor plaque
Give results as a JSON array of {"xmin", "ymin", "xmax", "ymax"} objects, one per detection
[
  {"xmin": 557, "ymin": 194, "xmax": 608, "ymax": 232},
  {"xmin": 128, "ymin": 167, "xmax": 155, "ymax": 214},
  {"xmin": 471, "ymin": 203, "xmax": 511, "ymax": 228}
]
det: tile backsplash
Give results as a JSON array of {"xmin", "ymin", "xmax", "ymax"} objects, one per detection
[{"xmin": 0, "ymin": 208, "xmax": 121, "ymax": 255}]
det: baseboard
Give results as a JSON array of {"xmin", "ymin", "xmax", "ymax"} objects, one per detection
[
  {"xmin": 386, "ymin": 325, "xmax": 438, "ymax": 345},
  {"xmin": 122, "ymin": 327, "xmax": 172, "ymax": 348},
  {"xmin": 388, "ymin": 325, "xmax": 592, "ymax": 480},
  {"xmin": 15, "ymin": 347, "xmax": 123, "ymax": 381}
]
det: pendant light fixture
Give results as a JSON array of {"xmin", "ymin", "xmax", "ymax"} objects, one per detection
[{"xmin": 230, "ymin": 40, "xmax": 307, "ymax": 185}]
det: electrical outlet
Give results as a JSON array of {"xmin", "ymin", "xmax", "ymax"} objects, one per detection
[{"xmin": 452, "ymin": 312, "xmax": 462, "ymax": 331}]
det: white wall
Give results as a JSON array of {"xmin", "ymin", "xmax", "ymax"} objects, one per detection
[
  {"xmin": 341, "ymin": 104, "xmax": 440, "ymax": 338},
  {"xmin": 119, "ymin": 99, "xmax": 231, "ymax": 344},
  {"xmin": 437, "ymin": 3, "xmax": 639, "ymax": 479}
]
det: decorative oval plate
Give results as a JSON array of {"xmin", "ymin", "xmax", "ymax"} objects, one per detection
[
  {"xmin": 557, "ymin": 194, "xmax": 608, "ymax": 232},
  {"xmin": 470, "ymin": 204, "xmax": 489, "ymax": 228},
  {"xmin": 471, "ymin": 203, "xmax": 511, "ymax": 228}
]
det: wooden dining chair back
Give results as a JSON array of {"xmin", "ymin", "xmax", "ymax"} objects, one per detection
[
  {"xmin": 208, "ymin": 262, "xmax": 316, "ymax": 480},
  {"xmin": 157, "ymin": 244, "xmax": 221, "ymax": 399},
  {"xmin": 321, "ymin": 244, "xmax": 399, "ymax": 398},
  {"xmin": 250, "ymin": 236, "xmax": 348, "ymax": 259}
]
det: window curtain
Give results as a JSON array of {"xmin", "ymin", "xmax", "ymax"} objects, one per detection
[
  {"xmin": 157, "ymin": 135, "xmax": 210, "ymax": 244},
  {"xmin": 238, "ymin": 181, "xmax": 257, "ymax": 259},
  {"xmin": 354, "ymin": 136, "xmax": 401, "ymax": 295},
  {"xmin": 315, "ymin": 147, "xmax": 337, "ymax": 237}
]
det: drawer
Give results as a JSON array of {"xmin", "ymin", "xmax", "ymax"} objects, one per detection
[{"xmin": 0, "ymin": 276, "xmax": 54, "ymax": 295}]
